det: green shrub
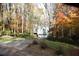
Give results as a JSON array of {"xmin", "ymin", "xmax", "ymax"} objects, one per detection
[
  {"xmin": 16, "ymin": 32, "xmax": 35, "ymax": 39},
  {"xmin": 1, "ymin": 30, "xmax": 12, "ymax": 35},
  {"xmin": 40, "ymin": 41, "xmax": 48, "ymax": 49}
]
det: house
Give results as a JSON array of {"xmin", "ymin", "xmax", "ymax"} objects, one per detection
[{"xmin": 33, "ymin": 25, "xmax": 49, "ymax": 38}]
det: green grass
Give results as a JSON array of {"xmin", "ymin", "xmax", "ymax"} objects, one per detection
[
  {"xmin": 0, "ymin": 37, "xmax": 16, "ymax": 43},
  {"xmin": 39, "ymin": 39, "xmax": 79, "ymax": 55},
  {"xmin": 0, "ymin": 36, "xmax": 25, "ymax": 43},
  {"xmin": 0, "ymin": 38, "xmax": 11, "ymax": 42},
  {"xmin": 41, "ymin": 40, "xmax": 79, "ymax": 51}
]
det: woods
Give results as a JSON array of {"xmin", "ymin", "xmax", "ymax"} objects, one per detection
[
  {"xmin": 0, "ymin": 3, "xmax": 79, "ymax": 45},
  {"xmin": 0, "ymin": 3, "xmax": 79, "ymax": 44},
  {"xmin": 48, "ymin": 3, "xmax": 79, "ymax": 45},
  {"xmin": 0, "ymin": 3, "xmax": 79, "ymax": 56},
  {"xmin": 0, "ymin": 3, "xmax": 49, "ymax": 38}
]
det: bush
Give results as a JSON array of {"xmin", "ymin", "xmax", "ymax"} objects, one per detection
[
  {"xmin": 47, "ymin": 35, "xmax": 54, "ymax": 41},
  {"xmin": 40, "ymin": 41, "xmax": 48, "ymax": 49},
  {"xmin": 1, "ymin": 30, "xmax": 12, "ymax": 35},
  {"xmin": 17, "ymin": 33, "xmax": 29, "ymax": 38},
  {"xmin": 16, "ymin": 32, "xmax": 35, "ymax": 39},
  {"xmin": 32, "ymin": 40, "xmax": 39, "ymax": 45}
]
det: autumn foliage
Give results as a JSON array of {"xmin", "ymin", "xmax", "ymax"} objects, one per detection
[{"xmin": 48, "ymin": 3, "xmax": 79, "ymax": 45}]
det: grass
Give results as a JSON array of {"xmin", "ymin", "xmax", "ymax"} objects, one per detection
[
  {"xmin": 0, "ymin": 36, "xmax": 25, "ymax": 43},
  {"xmin": 40, "ymin": 39, "xmax": 79, "ymax": 55},
  {"xmin": 41, "ymin": 40, "xmax": 79, "ymax": 51},
  {"xmin": 0, "ymin": 38, "xmax": 16, "ymax": 43}
]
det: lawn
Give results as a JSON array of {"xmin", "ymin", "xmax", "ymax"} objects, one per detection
[
  {"xmin": 41, "ymin": 39, "xmax": 79, "ymax": 51},
  {"xmin": 0, "ymin": 35, "xmax": 25, "ymax": 43},
  {"xmin": 39, "ymin": 39, "xmax": 79, "ymax": 55}
]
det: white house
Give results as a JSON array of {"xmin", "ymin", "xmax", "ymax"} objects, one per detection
[{"xmin": 33, "ymin": 25, "xmax": 49, "ymax": 38}]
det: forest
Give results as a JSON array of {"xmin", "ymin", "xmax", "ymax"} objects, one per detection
[{"xmin": 0, "ymin": 3, "xmax": 79, "ymax": 56}]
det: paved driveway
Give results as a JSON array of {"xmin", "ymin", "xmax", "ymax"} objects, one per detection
[{"xmin": 0, "ymin": 39, "xmax": 33, "ymax": 56}]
